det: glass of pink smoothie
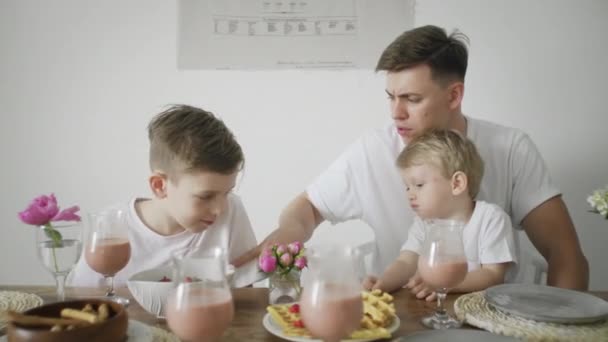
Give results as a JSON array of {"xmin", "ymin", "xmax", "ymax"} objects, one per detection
[
  {"xmin": 417, "ymin": 219, "xmax": 468, "ymax": 329},
  {"xmin": 166, "ymin": 247, "xmax": 234, "ymax": 342},
  {"xmin": 84, "ymin": 209, "xmax": 132, "ymax": 306},
  {"xmin": 299, "ymin": 245, "xmax": 363, "ymax": 342}
]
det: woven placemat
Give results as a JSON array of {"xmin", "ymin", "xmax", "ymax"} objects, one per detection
[
  {"xmin": 149, "ymin": 325, "xmax": 180, "ymax": 342},
  {"xmin": 454, "ymin": 291, "xmax": 608, "ymax": 341},
  {"xmin": 0, "ymin": 291, "xmax": 44, "ymax": 330}
]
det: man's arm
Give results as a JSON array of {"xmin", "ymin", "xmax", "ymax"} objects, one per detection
[
  {"xmin": 232, "ymin": 192, "xmax": 323, "ymax": 267},
  {"xmin": 522, "ymin": 195, "xmax": 589, "ymax": 290}
]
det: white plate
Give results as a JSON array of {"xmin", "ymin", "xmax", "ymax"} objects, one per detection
[
  {"xmin": 262, "ymin": 313, "xmax": 400, "ymax": 342},
  {"xmin": 485, "ymin": 283, "xmax": 608, "ymax": 324},
  {"xmin": 0, "ymin": 320, "xmax": 156, "ymax": 342},
  {"xmin": 398, "ymin": 329, "xmax": 518, "ymax": 341}
]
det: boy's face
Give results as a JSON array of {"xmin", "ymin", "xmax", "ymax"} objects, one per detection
[
  {"xmin": 165, "ymin": 169, "xmax": 237, "ymax": 233},
  {"xmin": 401, "ymin": 163, "xmax": 454, "ymax": 220},
  {"xmin": 385, "ymin": 64, "xmax": 460, "ymax": 143}
]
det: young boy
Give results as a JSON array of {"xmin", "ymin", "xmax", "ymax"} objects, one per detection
[
  {"xmin": 71, "ymin": 105, "xmax": 260, "ymax": 288},
  {"xmin": 363, "ymin": 129, "xmax": 517, "ymax": 300}
]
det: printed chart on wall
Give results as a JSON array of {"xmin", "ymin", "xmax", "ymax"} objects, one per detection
[{"xmin": 178, "ymin": 0, "xmax": 415, "ymax": 70}]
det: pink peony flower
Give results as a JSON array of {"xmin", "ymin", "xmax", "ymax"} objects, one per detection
[
  {"xmin": 52, "ymin": 205, "xmax": 81, "ymax": 222},
  {"xmin": 275, "ymin": 244, "xmax": 288, "ymax": 256},
  {"xmin": 259, "ymin": 241, "xmax": 307, "ymax": 276},
  {"xmin": 17, "ymin": 194, "xmax": 81, "ymax": 275},
  {"xmin": 18, "ymin": 194, "xmax": 81, "ymax": 226},
  {"xmin": 287, "ymin": 241, "xmax": 302, "ymax": 255},
  {"xmin": 294, "ymin": 256, "xmax": 307, "ymax": 270},
  {"xmin": 18, "ymin": 194, "xmax": 60, "ymax": 225},
  {"xmin": 259, "ymin": 254, "xmax": 277, "ymax": 273},
  {"xmin": 261, "ymin": 248, "xmax": 273, "ymax": 258},
  {"xmin": 279, "ymin": 253, "xmax": 293, "ymax": 267}
]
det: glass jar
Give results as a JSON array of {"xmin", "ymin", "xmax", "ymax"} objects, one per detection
[{"xmin": 269, "ymin": 270, "xmax": 301, "ymax": 304}]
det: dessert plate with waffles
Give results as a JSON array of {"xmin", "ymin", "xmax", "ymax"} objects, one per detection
[{"xmin": 264, "ymin": 289, "xmax": 400, "ymax": 341}]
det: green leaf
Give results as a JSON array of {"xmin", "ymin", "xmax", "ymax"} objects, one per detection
[{"xmin": 44, "ymin": 225, "xmax": 63, "ymax": 247}]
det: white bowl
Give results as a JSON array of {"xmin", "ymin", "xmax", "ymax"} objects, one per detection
[
  {"xmin": 127, "ymin": 266, "xmax": 174, "ymax": 318},
  {"xmin": 127, "ymin": 265, "xmax": 235, "ymax": 318}
]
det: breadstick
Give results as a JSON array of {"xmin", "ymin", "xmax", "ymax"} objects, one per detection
[
  {"xmin": 97, "ymin": 303, "xmax": 109, "ymax": 322},
  {"xmin": 50, "ymin": 325, "xmax": 63, "ymax": 332},
  {"xmin": 82, "ymin": 304, "xmax": 94, "ymax": 313},
  {"xmin": 60, "ymin": 308, "xmax": 99, "ymax": 324},
  {"xmin": 7, "ymin": 311, "xmax": 89, "ymax": 327}
]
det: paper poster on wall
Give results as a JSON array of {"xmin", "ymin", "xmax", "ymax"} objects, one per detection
[{"xmin": 178, "ymin": 0, "xmax": 415, "ymax": 70}]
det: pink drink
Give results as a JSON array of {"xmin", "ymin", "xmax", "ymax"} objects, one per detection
[
  {"xmin": 85, "ymin": 238, "xmax": 130, "ymax": 276},
  {"xmin": 418, "ymin": 257, "xmax": 467, "ymax": 289},
  {"xmin": 300, "ymin": 283, "xmax": 363, "ymax": 342},
  {"xmin": 166, "ymin": 287, "xmax": 234, "ymax": 341}
]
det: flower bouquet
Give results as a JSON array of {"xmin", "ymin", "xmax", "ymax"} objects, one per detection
[
  {"xmin": 259, "ymin": 242, "xmax": 307, "ymax": 304},
  {"xmin": 588, "ymin": 185, "xmax": 608, "ymax": 219}
]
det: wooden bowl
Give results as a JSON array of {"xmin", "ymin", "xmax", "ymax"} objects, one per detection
[{"xmin": 7, "ymin": 299, "xmax": 128, "ymax": 342}]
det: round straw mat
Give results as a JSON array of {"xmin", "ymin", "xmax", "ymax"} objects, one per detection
[
  {"xmin": 454, "ymin": 291, "xmax": 608, "ymax": 341},
  {"xmin": 0, "ymin": 291, "xmax": 44, "ymax": 330},
  {"xmin": 150, "ymin": 325, "xmax": 180, "ymax": 342}
]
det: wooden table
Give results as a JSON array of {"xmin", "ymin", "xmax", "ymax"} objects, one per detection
[{"xmin": 2, "ymin": 286, "xmax": 607, "ymax": 341}]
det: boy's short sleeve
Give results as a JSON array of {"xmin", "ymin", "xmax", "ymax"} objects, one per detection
[
  {"xmin": 479, "ymin": 208, "xmax": 518, "ymax": 265},
  {"xmin": 227, "ymin": 196, "xmax": 260, "ymax": 288},
  {"xmin": 400, "ymin": 218, "xmax": 425, "ymax": 254}
]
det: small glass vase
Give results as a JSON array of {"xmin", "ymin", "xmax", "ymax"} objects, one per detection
[
  {"xmin": 35, "ymin": 223, "xmax": 82, "ymax": 301},
  {"xmin": 269, "ymin": 270, "xmax": 302, "ymax": 304}
]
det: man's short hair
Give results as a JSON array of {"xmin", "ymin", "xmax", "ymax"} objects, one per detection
[{"xmin": 376, "ymin": 25, "xmax": 469, "ymax": 84}]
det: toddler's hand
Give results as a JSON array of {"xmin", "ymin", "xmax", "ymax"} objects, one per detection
[
  {"xmin": 405, "ymin": 273, "xmax": 436, "ymax": 301},
  {"xmin": 405, "ymin": 273, "xmax": 423, "ymax": 292},
  {"xmin": 413, "ymin": 285, "xmax": 436, "ymax": 302}
]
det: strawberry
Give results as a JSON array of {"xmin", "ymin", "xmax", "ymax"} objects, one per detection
[
  {"xmin": 288, "ymin": 303, "xmax": 300, "ymax": 313},
  {"xmin": 293, "ymin": 319, "xmax": 304, "ymax": 328}
]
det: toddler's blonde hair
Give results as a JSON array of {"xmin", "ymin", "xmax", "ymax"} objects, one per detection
[{"xmin": 396, "ymin": 129, "xmax": 484, "ymax": 198}]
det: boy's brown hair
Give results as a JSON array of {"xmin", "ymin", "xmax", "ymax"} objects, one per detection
[
  {"xmin": 148, "ymin": 105, "xmax": 243, "ymax": 178},
  {"xmin": 376, "ymin": 25, "xmax": 469, "ymax": 84},
  {"xmin": 396, "ymin": 129, "xmax": 484, "ymax": 198}
]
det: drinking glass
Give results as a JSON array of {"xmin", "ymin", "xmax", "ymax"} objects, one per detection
[
  {"xmin": 84, "ymin": 209, "xmax": 131, "ymax": 306},
  {"xmin": 166, "ymin": 246, "xmax": 234, "ymax": 342},
  {"xmin": 35, "ymin": 223, "xmax": 82, "ymax": 301},
  {"xmin": 417, "ymin": 219, "xmax": 468, "ymax": 329},
  {"xmin": 299, "ymin": 244, "xmax": 363, "ymax": 342}
]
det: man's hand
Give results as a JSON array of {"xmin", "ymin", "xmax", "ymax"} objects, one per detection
[
  {"xmin": 231, "ymin": 229, "xmax": 294, "ymax": 267},
  {"xmin": 232, "ymin": 192, "xmax": 323, "ymax": 268},
  {"xmin": 230, "ymin": 242, "xmax": 263, "ymax": 268}
]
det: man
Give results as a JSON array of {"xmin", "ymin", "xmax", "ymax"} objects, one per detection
[{"xmin": 234, "ymin": 25, "xmax": 588, "ymax": 290}]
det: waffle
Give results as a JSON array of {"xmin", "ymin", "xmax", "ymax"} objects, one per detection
[
  {"xmin": 361, "ymin": 289, "xmax": 395, "ymax": 329},
  {"xmin": 266, "ymin": 289, "xmax": 396, "ymax": 340}
]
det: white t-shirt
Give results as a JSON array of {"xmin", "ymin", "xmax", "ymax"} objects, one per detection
[
  {"xmin": 306, "ymin": 116, "xmax": 560, "ymax": 275},
  {"xmin": 401, "ymin": 201, "xmax": 518, "ymax": 282},
  {"xmin": 70, "ymin": 194, "xmax": 260, "ymax": 288}
]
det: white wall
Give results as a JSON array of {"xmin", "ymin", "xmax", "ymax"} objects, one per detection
[{"xmin": 1, "ymin": 0, "xmax": 607, "ymax": 289}]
